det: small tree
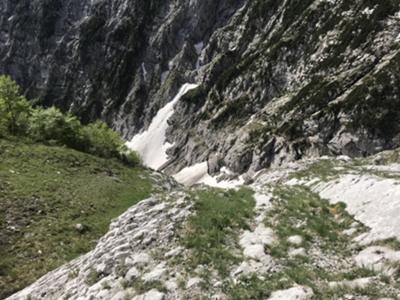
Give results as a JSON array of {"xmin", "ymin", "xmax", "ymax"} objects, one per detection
[
  {"xmin": 0, "ymin": 75, "xmax": 31, "ymax": 135},
  {"xmin": 28, "ymin": 107, "xmax": 82, "ymax": 146},
  {"xmin": 81, "ymin": 120, "xmax": 124, "ymax": 158}
]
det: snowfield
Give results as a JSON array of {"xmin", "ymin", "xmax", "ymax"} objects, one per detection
[
  {"xmin": 173, "ymin": 162, "xmax": 244, "ymax": 188},
  {"xmin": 127, "ymin": 83, "xmax": 199, "ymax": 170}
]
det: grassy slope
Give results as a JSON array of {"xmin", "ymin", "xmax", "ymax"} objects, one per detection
[
  {"xmin": 181, "ymin": 188, "xmax": 255, "ymax": 280},
  {"xmin": 0, "ymin": 138, "xmax": 153, "ymax": 299}
]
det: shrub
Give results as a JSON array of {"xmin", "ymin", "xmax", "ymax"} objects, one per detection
[
  {"xmin": 81, "ymin": 120, "xmax": 124, "ymax": 158},
  {"xmin": 120, "ymin": 149, "xmax": 142, "ymax": 167},
  {"xmin": 0, "ymin": 98, "xmax": 7, "ymax": 137},
  {"xmin": 28, "ymin": 106, "xmax": 82, "ymax": 146},
  {"xmin": 0, "ymin": 74, "xmax": 142, "ymax": 166},
  {"xmin": 0, "ymin": 75, "xmax": 32, "ymax": 135}
]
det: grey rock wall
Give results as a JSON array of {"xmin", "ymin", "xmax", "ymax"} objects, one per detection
[{"xmin": 1, "ymin": 0, "xmax": 400, "ymax": 174}]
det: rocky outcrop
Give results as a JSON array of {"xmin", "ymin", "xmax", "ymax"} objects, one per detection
[{"xmin": 1, "ymin": 0, "xmax": 400, "ymax": 174}]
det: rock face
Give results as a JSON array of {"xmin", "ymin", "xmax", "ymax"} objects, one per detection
[
  {"xmin": 0, "ymin": 0, "xmax": 244, "ymax": 135},
  {"xmin": 1, "ymin": 1, "xmax": 400, "ymax": 174}
]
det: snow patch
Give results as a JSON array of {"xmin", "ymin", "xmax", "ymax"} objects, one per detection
[
  {"xmin": 194, "ymin": 41, "xmax": 204, "ymax": 70},
  {"xmin": 127, "ymin": 83, "xmax": 199, "ymax": 170},
  {"xmin": 173, "ymin": 162, "xmax": 209, "ymax": 186},
  {"xmin": 194, "ymin": 42, "xmax": 204, "ymax": 55},
  {"xmin": 173, "ymin": 162, "xmax": 244, "ymax": 188}
]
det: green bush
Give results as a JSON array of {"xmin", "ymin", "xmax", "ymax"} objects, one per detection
[
  {"xmin": 28, "ymin": 106, "xmax": 82, "ymax": 147},
  {"xmin": 0, "ymin": 75, "xmax": 142, "ymax": 165},
  {"xmin": 0, "ymin": 98, "xmax": 7, "ymax": 137},
  {"xmin": 0, "ymin": 75, "xmax": 32, "ymax": 135},
  {"xmin": 81, "ymin": 120, "xmax": 124, "ymax": 159},
  {"xmin": 120, "ymin": 149, "xmax": 142, "ymax": 167}
]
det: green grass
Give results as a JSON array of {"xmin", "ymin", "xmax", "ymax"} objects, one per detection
[
  {"xmin": 291, "ymin": 151, "xmax": 400, "ymax": 182},
  {"xmin": 181, "ymin": 188, "xmax": 255, "ymax": 278},
  {"xmin": 374, "ymin": 238, "xmax": 400, "ymax": 251},
  {"xmin": 0, "ymin": 138, "xmax": 153, "ymax": 299},
  {"xmin": 227, "ymin": 264, "xmax": 387, "ymax": 300},
  {"xmin": 132, "ymin": 279, "xmax": 167, "ymax": 294},
  {"xmin": 227, "ymin": 185, "xmax": 393, "ymax": 298},
  {"xmin": 227, "ymin": 273, "xmax": 291, "ymax": 300},
  {"xmin": 266, "ymin": 185, "xmax": 355, "ymax": 256},
  {"xmin": 85, "ymin": 268, "xmax": 102, "ymax": 286},
  {"xmin": 289, "ymin": 159, "xmax": 351, "ymax": 182}
]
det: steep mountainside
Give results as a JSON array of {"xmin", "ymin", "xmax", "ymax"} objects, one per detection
[
  {"xmin": 7, "ymin": 147, "xmax": 400, "ymax": 300},
  {"xmin": 3, "ymin": 1, "xmax": 400, "ymax": 300},
  {"xmin": 1, "ymin": 0, "xmax": 400, "ymax": 176}
]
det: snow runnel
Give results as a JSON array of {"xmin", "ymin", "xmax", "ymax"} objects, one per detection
[{"xmin": 127, "ymin": 83, "xmax": 199, "ymax": 170}]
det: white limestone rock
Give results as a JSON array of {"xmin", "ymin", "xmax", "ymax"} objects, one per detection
[
  {"xmin": 287, "ymin": 235, "xmax": 303, "ymax": 246},
  {"xmin": 355, "ymin": 246, "xmax": 400, "ymax": 275},
  {"xmin": 288, "ymin": 248, "xmax": 307, "ymax": 258},
  {"xmin": 186, "ymin": 277, "xmax": 202, "ymax": 289},
  {"xmin": 268, "ymin": 285, "xmax": 314, "ymax": 300},
  {"xmin": 314, "ymin": 174, "xmax": 400, "ymax": 244},
  {"xmin": 133, "ymin": 289, "xmax": 165, "ymax": 300},
  {"xmin": 125, "ymin": 267, "xmax": 140, "ymax": 281},
  {"xmin": 142, "ymin": 265, "xmax": 167, "ymax": 283}
]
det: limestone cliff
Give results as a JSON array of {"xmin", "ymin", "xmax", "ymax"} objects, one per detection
[{"xmin": 1, "ymin": 0, "xmax": 400, "ymax": 174}]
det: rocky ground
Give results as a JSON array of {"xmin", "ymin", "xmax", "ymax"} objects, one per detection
[{"xmin": 8, "ymin": 149, "xmax": 400, "ymax": 300}]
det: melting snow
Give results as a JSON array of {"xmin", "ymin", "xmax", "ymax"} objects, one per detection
[
  {"xmin": 127, "ymin": 83, "xmax": 199, "ymax": 170},
  {"xmin": 173, "ymin": 162, "xmax": 244, "ymax": 188},
  {"xmin": 194, "ymin": 41, "xmax": 204, "ymax": 70},
  {"xmin": 173, "ymin": 162, "xmax": 209, "ymax": 186},
  {"xmin": 194, "ymin": 42, "xmax": 204, "ymax": 55}
]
